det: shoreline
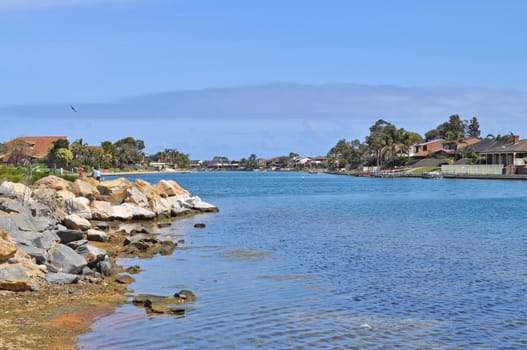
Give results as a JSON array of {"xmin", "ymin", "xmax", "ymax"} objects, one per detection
[{"xmin": 0, "ymin": 175, "xmax": 216, "ymax": 349}]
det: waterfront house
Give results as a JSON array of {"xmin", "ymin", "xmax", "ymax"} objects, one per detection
[{"xmin": 1, "ymin": 136, "xmax": 68, "ymax": 164}]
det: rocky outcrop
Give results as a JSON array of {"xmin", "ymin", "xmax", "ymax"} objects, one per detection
[
  {"xmin": 133, "ymin": 290, "xmax": 196, "ymax": 314},
  {"xmin": 0, "ymin": 175, "xmax": 217, "ymax": 292}
]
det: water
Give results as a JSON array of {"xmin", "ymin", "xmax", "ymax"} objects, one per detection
[{"xmin": 78, "ymin": 172, "xmax": 527, "ymax": 349}]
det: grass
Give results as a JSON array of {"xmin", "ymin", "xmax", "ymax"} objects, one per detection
[
  {"xmin": 0, "ymin": 164, "xmax": 76, "ymax": 184},
  {"xmin": 408, "ymin": 166, "xmax": 441, "ymax": 175}
]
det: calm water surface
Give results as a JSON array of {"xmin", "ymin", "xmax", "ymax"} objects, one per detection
[{"xmin": 78, "ymin": 172, "xmax": 527, "ymax": 349}]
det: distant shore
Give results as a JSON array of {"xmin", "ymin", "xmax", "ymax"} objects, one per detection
[{"xmin": 100, "ymin": 170, "xmax": 193, "ymax": 177}]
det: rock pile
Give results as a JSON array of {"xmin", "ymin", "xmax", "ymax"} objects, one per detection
[{"xmin": 0, "ymin": 176, "xmax": 217, "ymax": 292}]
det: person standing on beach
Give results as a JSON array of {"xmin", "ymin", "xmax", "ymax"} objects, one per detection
[{"xmin": 94, "ymin": 168, "xmax": 101, "ymax": 181}]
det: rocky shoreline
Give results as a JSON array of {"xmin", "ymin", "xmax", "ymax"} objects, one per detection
[{"xmin": 0, "ymin": 175, "xmax": 217, "ymax": 349}]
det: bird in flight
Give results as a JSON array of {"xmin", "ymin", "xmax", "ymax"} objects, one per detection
[{"xmin": 70, "ymin": 105, "xmax": 77, "ymax": 112}]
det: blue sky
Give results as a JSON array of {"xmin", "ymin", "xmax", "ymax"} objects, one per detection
[{"xmin": 1, "ymin": 0, "xmax": 527, "ymax": 159}]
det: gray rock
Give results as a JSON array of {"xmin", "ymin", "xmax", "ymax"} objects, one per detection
[
  {"xmin": 96, "ymin": 257, "xmax": 113, "ymax": 276},
  {"xmin": 50, "ymin": 244, "xmax": 87, "ymax": 274},
  {"xmin": 76, "ymin": 243, "xmax": 107, "ymax": 258},
  {"xmin": 63, "ymin": 214, "xmax": 91, "ymax": 231},
  {"xmin": 86, "ymin": 229, "xmax": 108, "ymax": 242},
  {"xmin": 0, "ymin": 264, "xmax": 39, "ymax": 291},
  {"xmin": 96, "ymin": 222, "xmax": 109, "ymax": 230},
  {"xmin": 16, "ymin": 244, "xmax": 48, "ymax": 264},
  {"xmin": 66, "ymin": 239, "xmax": 89, "ymax": 250},
  {"xmin": 44, "ymin": 272, "xmax": 79, "ymax": 284},
  {"xmin": 32, "ymin": 231, "xmax": 61, "ymax": 249},
  {"xmin": 56, "ymin": 229, "xmax": 84, "ymax": 244}
]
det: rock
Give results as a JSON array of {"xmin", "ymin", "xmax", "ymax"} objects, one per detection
[
  {"xmin": 112, "ymin": 205, "xmax": 134, "ymax": 220},
  {"xmin": 50, "ymin": 244, "xmax": 87, "ymax": 274},
  {"xmin": 63, "ymin": 214, "xmax": 91, "ymax": 231},
  {"xmin": 96, "ymin": 256, "xmax": 113, "ymax": 276},
  {"xmin": 0, "ymin": 230, "xmax": 17, "ymax": 262},
  {"xmin": 124, "ymin": 187, "xmax": 150, "ymax": 208},
  {"xmin": 187, "ymin": 197, "xmax": 219, "ymax": 213},
  {"xmin": 16, "ymin": 244, "xmax": 48, "ymax": 264},
  {"xmin": 174, "ymin": 289, "xmax": 197, "ymax": 302},
  {"xmin": 56, "ymin": 229, "xmax": 84, "ymax": 244},
  {"xmin": 75, "ymin": 242, "xmax": 107, "ymax": 258},
  {"xmin": 71, "ymin": 197, "xmax": 92, "ymax": 219},
  {"xmin": 71, "ymin": 179, "xmax": 99, "ymax": 200},
  {"xmin": 115, "ymin": 273, "xmax": 135, "ymax": 284},
  {"xmin": 32, "ymin": 231, "xmax": 61, "ymax": 250},
  {"xmin": 66, "ymin": 239, "xmax": 89, "ymax": 250},
  {"xmin": 125, "ymin": 265, "xmax": 141, "ymax": 274},
  {"xmin": 86, "ymin": 229, "xmax": 108, "ymax": 242},
  {"xmin": 0, "ymin": 264, "xmax": 40, "ymax": 291},
  {"xmin": 44, "ymin": 272, "xmax": 79, "ymax": 284},
  {"xmin": 0, "ymin": 197, "xmax": 24, "ymax": 214},
  {"xmin": 0, "ymin": 181, "xmax": 32, "ymax": 199},
  {"xmin": 194, "ymin": 223, "xmax": 206, "ymax": 228},
  {"xmin": 156, "ymin": 179, "xmax": 190, "ymax": 198},
  {"xmin": 55, "ymin": 190, "xmax": 76, "ymax": 210},
  {"xmin": 121, "ymin": 203, "xmax": 156, "ymax": 220},
  {"xmin": 97, "ymin": 178, "xmax": 132, "ymax": 204},
  {"xmin": 149, "ymin": 195, "xmax": 172, "ymax": 218},
  {"xmin": 33, "ymin": 175, "xmax": 72, "ymax": 192},
  {"xmin": 96, "ymin": 222, "xmax": 109, "ymax": 230},
  {"xmin": 91, "ymin": 201, "xmax": 133, "ymax": 221}
]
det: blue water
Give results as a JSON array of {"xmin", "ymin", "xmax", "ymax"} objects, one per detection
[{"xmin": 78, "ymin": 172, "xmax": 527, "ymax": 349}]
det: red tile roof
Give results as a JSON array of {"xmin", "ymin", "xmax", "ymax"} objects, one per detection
[{"xmin": 6, "ymin": 136, "xmax": 68, "ymax": 160}]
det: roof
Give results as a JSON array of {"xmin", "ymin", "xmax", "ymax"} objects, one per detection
[
  {"xmin": 6, "ymin": 136, "xmax": 68, "ymax": 159},
  {"xmin": 476, "ymin": 139, "xmax": 527, "ymax": 153},
  {"xmin": 466, "ymin": 139, "xmax": 507, "ymax": 153}
]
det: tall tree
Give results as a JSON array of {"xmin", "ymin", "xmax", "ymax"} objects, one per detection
[{"xmin": 466, "ymin": 117, "xmax": 481, "ymax": 138}]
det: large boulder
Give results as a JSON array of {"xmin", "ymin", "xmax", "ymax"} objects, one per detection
[
  {"xmin": 50, "ymin": 244, "xmax": 87, "ymax": 274},
  {"xmin": 0, "ymin": 264, "xmax": 40, "ymax": 291},
  {"xmin": 32, "ymin": 231, "xmax": 61, "ymax": 250},
  {"xmin": 71, "ymin": 197, "xmax": 92, "ymax": 219},
  {"xmin": 121, "ymin": 203, "xmax": 156, "ymax": 220},
  {"xmin": 62, "ymin": 214, "xmax": 91, "ymax": 231},
  {"xmin": 33, "ymin": 175, "xmax": 72, "ymax": 192},
  {"xmin": 134, "ymin": 179, "xmax": 157, "ymax": 200},
  {"xmin": 90, "ymin": 201, "xmax": 133, "ymax": 221},
  {"xmin": 71, "ymin": 179, "xmax": 99, "ymax": 200},
  {"xmin": 154, "ymin": 180, "xmax": 190, "ymax": 198},
  {"xmin": 97, "ymin": 178, "xmax": 132, "ymax": 204},
  {"xmin": 0, "ymin": 181, "xmax": 32, "ymax": 199},
  {"xmin": 90, "ymin": 201, "xmax": 113, "ymax": 220},
  {"xmin": 124, "ymin": 187, "xmax": 150, "ymax": 208},
  {"xmin": 0, "ymin": 230, "xmax": 17, "ymax": 262}
]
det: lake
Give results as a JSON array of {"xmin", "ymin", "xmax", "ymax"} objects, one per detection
[{"xmin": 78, "ymin": 172, "xmax": 527, "ymax": 349}]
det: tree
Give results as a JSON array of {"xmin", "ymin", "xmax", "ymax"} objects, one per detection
[
  {"xmin": 327, "ymin": 138, "xmax": 364, "ymax": 170},
  {"xmin": 47, "ymin": 139, "xmax": 70, "ymax": 167},
  {"xmin": 365, "ymin": 119, "xmax": 397, "ymax": 168},
  {"xmin": 466, "ymin": 117, "xmax": 481, "ymax": 138},
  {"xmin": 113, "ymin": 137, "xmax": 145, "ymax": 168},
  {"xmin": 55, "ymin": 148, "xmax": 73, "ymax": 167}
]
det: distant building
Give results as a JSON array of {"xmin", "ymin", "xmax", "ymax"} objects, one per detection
[{"xmin": 1, "ymin": 136, "xmax": 68, "ymax": 163}]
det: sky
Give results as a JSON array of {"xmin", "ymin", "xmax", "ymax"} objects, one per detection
[{"xmin": 1, "ymin": 0, "xmax": 527, "ymax": 159}]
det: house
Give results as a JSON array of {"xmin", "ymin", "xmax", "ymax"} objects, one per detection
[
  {"xmin": 413, "ymin": 139, "xmax": 454, "ymax": 158},
  {"xmin": 1, "ymin": 136, "xmax": 68, "ymax": 163},
  {"xmin": 478, "ymin": 136, "xmax": 527, "ymax": 168},
  {"xmin": 413, "ymin": 137, "xmax": 481, "ymax": 159}
]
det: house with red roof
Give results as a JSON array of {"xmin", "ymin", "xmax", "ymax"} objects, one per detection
[{"xmin": 1, "ymin": 136, "xmax": 68, "ymax": 163}]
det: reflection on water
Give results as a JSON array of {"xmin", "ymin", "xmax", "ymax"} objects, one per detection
[{"xmin": 78, "ymin": 172, "xmax": 527, "ymax": 349}]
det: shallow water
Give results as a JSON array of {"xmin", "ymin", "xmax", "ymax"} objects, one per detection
[{"xmin": 78, "ymin": 172, "xmax": 527, "ymax": 349}]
